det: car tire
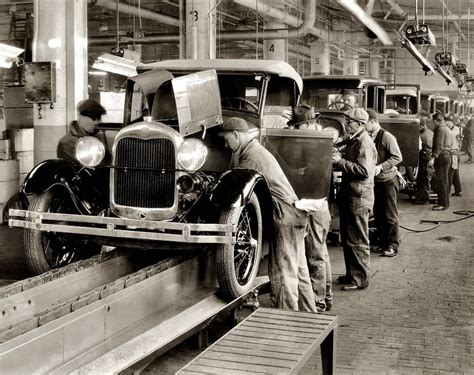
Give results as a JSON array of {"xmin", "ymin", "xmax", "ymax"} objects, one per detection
[
  {"xmin": 24, "ymin": 187, "xmax": 99, "ymax": 275},
  {"xmin": 216, "ymin": 194, "xmax": 262, "ymax": 300}
]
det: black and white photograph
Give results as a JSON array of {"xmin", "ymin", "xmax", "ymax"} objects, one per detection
[{"xmin": 0, "ymin": 0, "xmax": 472, "ymax": 373}]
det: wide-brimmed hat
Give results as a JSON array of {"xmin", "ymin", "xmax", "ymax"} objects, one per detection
[
  {"xmin": 217, "ymin": 117, "xmax": 249, "ymax": 135},
  {"xmin": 344, "ymin": 108, "xmax": 369, "ymax": 124},
  {"xmin": 287, "ymin": 104, "xmax": 320, "ymax": 127}
]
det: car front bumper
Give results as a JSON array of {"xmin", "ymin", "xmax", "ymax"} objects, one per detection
[{"xmin": 9, "ymin": 209, "xmax": 236, "ymax": 245}]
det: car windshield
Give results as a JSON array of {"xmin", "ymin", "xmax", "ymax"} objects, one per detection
[
  {"xmin": 124, "ymin": 73, "xmax": 265, "ymax": 127},
  {"xmin": 218, "ymin": 74, "xmax": 263, "ymax": 114},
  {"xmin": 386, "ymin": 94, "xmax": 418, "ymax": 114},
  {"xmin": 301, "ymin": 87, "xmax": 363, "ymax": 110}
]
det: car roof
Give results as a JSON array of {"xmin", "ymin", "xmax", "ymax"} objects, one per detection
[
  {"xmin": 140, "ymin": 59, "xmax": 303, "ymax": 93},
  {"xmin": 303, "ymin": 75, "xmax": 383, "ymax": 88},
  {"xmin": 387, "ymin": 88, "xmax": 417, "ymax": 97}
]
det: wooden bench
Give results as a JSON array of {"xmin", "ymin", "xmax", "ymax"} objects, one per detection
[{"xmin": 176, "ymin": 307, "xmax": 338, "ymax": 374}]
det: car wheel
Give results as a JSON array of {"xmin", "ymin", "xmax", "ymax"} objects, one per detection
[
  {"xmin": 24, "ymin": 187, "xmax": 100, "ymax": 275},
  {"xmin": 216, "ymin": 194, "xmax": 262, "ymax": 299}
]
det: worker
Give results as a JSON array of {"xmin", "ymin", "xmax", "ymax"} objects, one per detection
[
  {"xmin": 287, "ymin": 104, "xmax": 333, "ymax": 312},
  {"xmin": 429, "ymin": 113, "xmax": 453, "ymax": 210},
  {"xmin": 217, "ymin": 117, "xmax": 317, "ymax": 312},
  {"xmin": 462, "ymin": 115, "xmax": 472, "ymax": 163},
  {"xmin": 447, "ymin": 115, "xmax": 462, "ymax": 197},
  {"xmin": 57, "ymin": 99, "xmax": 107, "ymax": 161},
  {"xmin": 332, "ymin": 108, "xmax": 377, "ymax": 291},
  {"xmin": 415, "ymin": 117, "xmax": 434, "ymax": 204},
  {"xmin": 365, "ymin": 109, "xmax": 403, "ymax": 257}
]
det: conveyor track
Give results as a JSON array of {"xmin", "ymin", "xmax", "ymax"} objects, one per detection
[
  {"xmin": 0, "ymin": 249, "xmax": 268, "ymax": 374},
  {"xmin": 0, "ymin": 252, "xmax": 188, "ymax": 343}
]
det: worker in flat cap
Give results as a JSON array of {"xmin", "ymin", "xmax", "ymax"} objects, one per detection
[
  {"xmin": 57, "ymin": 99, "xmax": 107, "ymax": 161},
  {"xmin": 332, "ymin": 108, "xmax": 377, "ymax": 291},
  {"xmin": 218, "ymin": 116, "xmax": 317, "ymax": 312}
]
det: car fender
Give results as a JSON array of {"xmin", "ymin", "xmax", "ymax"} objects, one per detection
[
  {"xmin": 210, "ymin": 169, "xmax": 274, "ymax": 234},
  {"xmin": 22, "ymin": 159, "xmax": 78, "ymax": 195}
]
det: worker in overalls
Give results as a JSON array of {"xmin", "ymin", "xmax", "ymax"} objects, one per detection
[{"xmin": 218, "ymin": 117, "xmax": 317, "ymax": 312}]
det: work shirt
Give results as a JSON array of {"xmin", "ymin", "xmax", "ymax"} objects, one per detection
[
  {"xmin": 335, "ymin": 129, "xmax": 377, "ymax": 198},
  {"xmin": 231, "ymin": 138, "xmax": 298, "ymax": 205},
  {"xmin": 431, "ymin": 122, "xmax": 453, "ymax": 159},
  {"xmin": 449, "ymin": 125, "xmax": 461, "ymax": 151},
  {"xmin": 420, "ymin": 127, "xmax": 433, "ymax": 152},
  {"xmin": 369, "ymin": 127, "xmax": 403, "ymax": 182}
]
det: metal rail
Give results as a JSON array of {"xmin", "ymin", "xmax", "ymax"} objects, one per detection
[{"xmin": 9, "ymin": 209, "xmax": 236, "ymax": 244}]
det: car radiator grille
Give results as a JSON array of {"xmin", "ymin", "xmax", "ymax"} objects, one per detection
[{"xmin": 114, "ymin": 137, "xmax": 175, "ymax": 208}]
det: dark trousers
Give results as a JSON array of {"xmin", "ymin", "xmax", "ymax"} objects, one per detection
[
  {"xmin": 466, "ymin": 141, "xmax": 472, "ymax": 162},
  {"xmin": 415, "ymin": 151, "xmax": 431, "ymax": 202},
  {"xmin": 339, "ymin": 191, "xmax": 372, "ymax": 288},
  {"xmin": 374, "ymin": 177, "xmax": 400, "ymax": 250},
  {"xmin": 448, "ymin": 153, "xmax": 462, "ymax": 194},
  {"xmin": 433, "ymin": 151, "xmax": 451, "ymax": 207}
]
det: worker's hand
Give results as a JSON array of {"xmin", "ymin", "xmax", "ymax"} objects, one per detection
[
  {"xmin": 374, "ymin": 165, "xmax": 382, "ymax": 176},
  {"xmin": 428, "ymin": 158, "xmax": 435, "ymax": 168},
  {"xmin": 296, "ymin": 166, "xmax": 308, "ymax": 176},
  {"xmin": 332, "ymin": 149, "xmax": 341, "ymax": 164}
]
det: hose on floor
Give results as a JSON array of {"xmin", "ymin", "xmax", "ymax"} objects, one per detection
[
  {"xmin": 401, "ymin": 210, "xmax": 474, "ymax": 232},
  {"xmin": 420, "ymin": 210, "xmax": 474, "ymax": 224},
  {"xmin": 400, "ymin": 224, "xmax": 441, "ymax": 232}
]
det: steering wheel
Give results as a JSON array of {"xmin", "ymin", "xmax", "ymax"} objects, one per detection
[
  {"xmin": 221, "ymin": 97, "xmax": 258, "ymax": 112},
  {"xmin": 327, "ymin": 101, "xmax": 354, "ymax": 111}
]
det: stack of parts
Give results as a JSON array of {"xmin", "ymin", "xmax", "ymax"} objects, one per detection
[{"xmin": 0, "ymin": 159, "xmax": 19, "ymax": 224}]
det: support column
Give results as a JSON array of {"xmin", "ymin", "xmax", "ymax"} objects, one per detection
[
  {"xmin": 369, "ymin": 59, "xmax": 380, "ymax": 78},
  {"xmin": 343, "ymin": 53, "xmax": 359, "ymax": 75},
  {"xmin": 310, "ymin": 40, "xmax": 330, "ymax": 75},
  {"xmin": 263, "ymin": 21, "xmax": 288, "ymax": 61},
  {"xmin": 185, "ymin": 0, "xmax": 216, "ymax": 59},
  {"xmin": 32, "ymin": 0, "xmax": 87, "ymax": 163}
]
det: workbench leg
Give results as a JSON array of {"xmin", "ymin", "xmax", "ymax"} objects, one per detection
[
  {"xmin": 320, "ymin": 327, "xmax": 336, "ymax": 375},
  {"xmin": 197, "ymin": 326, "xmax": 209, "ymax": 349}
]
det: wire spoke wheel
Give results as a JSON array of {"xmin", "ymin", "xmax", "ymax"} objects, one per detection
[
  {"xmin": 216, "ymin": 194, "xmax": 262, "ymax": 299},
  {"xmin": 234, "ymin": 208, "xmax": 258, "ymax": 283}
]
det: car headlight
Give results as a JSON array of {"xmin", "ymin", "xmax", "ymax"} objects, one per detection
[
  {"xmin": 75, "ymin": 136, "xmax": 106, "ymax": 167},
  {"xmin": 177, "ymin": 138, "xmax": 208, "ymax": 172}
]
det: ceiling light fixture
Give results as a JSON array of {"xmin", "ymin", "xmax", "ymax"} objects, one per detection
[
  {"xmin": 92, "ymin": 53, "xmax": 139, "ymax": 77},
  {"xmin": 0, "ymin": 42, "xmax": 24, "ymax": 68}
]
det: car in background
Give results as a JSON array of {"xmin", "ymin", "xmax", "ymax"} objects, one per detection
[{"xmin": 302, "ymin": 75, "xmax": 420, "ymax": 169}]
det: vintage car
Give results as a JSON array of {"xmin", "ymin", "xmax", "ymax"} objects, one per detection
[
  {"xmin": 301, "ymin": 75, "xmax": 420, "ymax": 168},
  {"xmin": 9, "ymin": 61, "xmax": 333, "ymax": 300}
]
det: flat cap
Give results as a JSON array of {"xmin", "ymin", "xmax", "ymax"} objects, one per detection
[
  {"xmin": 218, "ymin": 117, "xmax": 249, "ymax": 134},
  {"xmin": 444, "ymin": 114, "xmax": 453, "ymax": 122},
  {"xmin": 287, "ymin": 104, "xmax": 320, "ymax": 127},
  {"xmin": 345, "ymin": 108, "xmax": 369, "ymax": 124},
  {"xmin": 77, "ymin": 99, "xmax": 106, "ymax": 117}
]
